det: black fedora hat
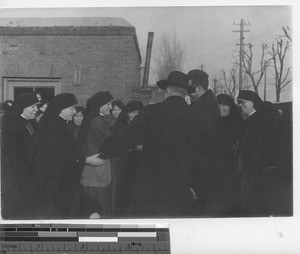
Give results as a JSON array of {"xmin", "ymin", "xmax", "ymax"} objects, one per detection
[{"xmin": 157, "ymin": 71, "xmax": 195, "ymax": 94}]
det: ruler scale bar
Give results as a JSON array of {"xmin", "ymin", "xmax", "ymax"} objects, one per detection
[{"xmin": 0, "ymin": 224, "xmax": 170, "ymax": 254}]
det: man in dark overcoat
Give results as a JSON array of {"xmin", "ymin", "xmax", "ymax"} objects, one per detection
[
  {"xmin": 1, "ymin": 92, "xmax": 40, "ymax": 219},
  {"xmin": 186, "ymin": 69, "xmax": 221, "ymax": 216},
  {"xmin": 236, "ymin": 90, "xmax": 278, "ymax": 216},
  {"xmin": 98, "ymin": 71, "xmax": 198, "ymax": 217}
]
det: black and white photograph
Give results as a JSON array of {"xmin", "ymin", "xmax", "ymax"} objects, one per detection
[
  {"xmin": 0, "ymin": 1, "xmax": 299, "ymax": 252},
  {"xmin": 0, "ymin": 4, "xmax": 293, "ymax": 219}
]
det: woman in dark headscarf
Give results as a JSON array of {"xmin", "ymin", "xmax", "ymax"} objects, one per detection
[
  {"xmin": 211, "ymin": 94, "xmax": 243, "ymax": 216},
  {"xmin": 1, "ymin": 92, "xmax": 40, "ymax": 219},
  {"xmin": 29, "ymin": 93, "xmax": 101, "ymax": 219},
  {"xmin": 114, "ymin": 100, "xmax": 143, "ymax": 132},
  {"xmin": 111, "ymin": 100, "xmax": 125, "ymax": 120},
  {"xmin": 114, "ymin": 100, "xmax": 144, "ymax": 217},
  {"xmin": 76, "ymin": 91, "xmax": 114, "ymax": 218},
  {"xmin": 104, "ymin": 100, "xmax": 125, "ymax": 132},
  {"xmin": 67, "ymin": 106, "xmax": 86, "ymax": 139}
]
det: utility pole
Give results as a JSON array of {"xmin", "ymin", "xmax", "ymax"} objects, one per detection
[
  {"xmin": 263, "ymin": 60, "xmax": 267, "ymax": 101},
  {"xmin": 233, "ymin": 19, "xmax": 250, "ymax": 91},
  {"xmin": 213, "ymin": 79, "xmax": 218, "ymax": 94}
]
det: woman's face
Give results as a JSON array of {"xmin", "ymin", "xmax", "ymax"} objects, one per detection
[
  {"xmin": 218, "ymin": 103, "xmax": 230, "ymax": 117},
  {"xmin": 73, "ymin": 111, "xmax": 84, "ymax": 126},
  {"xmin": 112, "ymin": 105, "xmax": 122, "ymax": 118},
  {"xmin": 100, "ymin": 101, "xmax": 113, "ymax": 116},
  {"xmin": 60, "ymin": 105, "xmax": 77, "ymax": 122}
]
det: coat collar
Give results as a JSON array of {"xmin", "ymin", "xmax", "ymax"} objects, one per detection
[
  {"xmin": 197, "ymin": 89, "xmax": 216, "ymax": 102},
  {"xmin": 164, "ymin": 95, "xmax": 187, "ymax": 105}
]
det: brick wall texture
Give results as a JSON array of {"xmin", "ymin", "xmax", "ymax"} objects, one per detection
[{"xmin": 0, "ymin": 28, "xmax": 141, "ymax": 106}]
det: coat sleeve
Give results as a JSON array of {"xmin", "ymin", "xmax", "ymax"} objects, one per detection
[
  {"xmin": 82, "ymin": 117, "xmax": 112, "ymax": 156},
  {"xmin": 100, "ymin": 108, "xmax": 149, "ymax": 159}
]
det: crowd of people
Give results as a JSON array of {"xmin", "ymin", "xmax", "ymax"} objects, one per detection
[{"xmin": 0, "ymin": 69, "xmax": 292, "ymax": 219}]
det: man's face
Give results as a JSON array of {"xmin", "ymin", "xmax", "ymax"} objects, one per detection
[
  {"xmin": 189, "ymin": 86, "xmax": 202, "ymax": 102},
  {"xmin": 60, "ymin": 105, "xmax": 76, "ymax": 121},
  {"xmin": 22, "ymin": 103, "xmax": 39, "ymax": 119},
  {"xmin": 100, "ymin": 101, "xmax": 113, "ymax": 116},
  {"xmin": 237, "ymin": 99, "xmax": 254, "ymax": 116}
]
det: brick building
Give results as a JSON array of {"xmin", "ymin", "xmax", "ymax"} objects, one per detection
[{"xmin": 0, "ymin": 17, "xmax": 142, "ymax": 105}]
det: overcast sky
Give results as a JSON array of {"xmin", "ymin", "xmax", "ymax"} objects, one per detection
[{"xmin": 0, "ymin": 3, "xmax": 295, "ymax": 102}]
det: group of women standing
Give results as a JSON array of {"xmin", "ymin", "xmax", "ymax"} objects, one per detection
[{"xmin": 1, "ymin": 90, "xmax": 144, "ymax": 219}]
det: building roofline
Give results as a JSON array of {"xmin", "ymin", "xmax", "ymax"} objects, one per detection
[{"xmin": 0, "ymin": 17, "xmax": 142, "ymax": 63}]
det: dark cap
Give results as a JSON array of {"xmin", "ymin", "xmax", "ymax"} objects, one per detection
[
  {"xmin": 237, "ymin": 90, "xmax": 262, "ymax": 103},
  {"xmin": 16, "ymin": 92, "xmax": 40, "ymax": 110},
  {"xmin": 187, "ymin": 69, "xmax": 209, "ymax": 89},
  {"xmin": 85, "ymin": 91, "xmax": 113, "ymax": 117},
  {"xmin": 125, "ymin": 100, "xmax": 144, "ymax": 113},
  {"xmin": 217, "ymin": 94, "xmax": 235, "ymax": 107},
  {"xmin": 157, "ymin": 71, "xmax": 195, "ymax": 94},
  {"xmin": 50, "ymin": 93, "xmax": 78, "ymax": 112}
]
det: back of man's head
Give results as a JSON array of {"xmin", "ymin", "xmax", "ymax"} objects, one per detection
[
  {"xmin": 165, "ymin": 86, "xmax": 188, "ymax": 98},
  {"xmin": 187, "ymin": 69, "xmax": 209, "ymax": 90}
]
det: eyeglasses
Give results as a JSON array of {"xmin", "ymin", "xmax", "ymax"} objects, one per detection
[{"xmin": 237, "ymin": 100, "xmax": 247, "ymax": 105}]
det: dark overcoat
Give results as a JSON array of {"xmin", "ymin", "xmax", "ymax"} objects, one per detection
[
  {"xmin": 31, "ymin": 116, "xmax": 85, "ymax": 219},
  {"xmin": 212, "ymin": 115, "xmax": 243, "ymax": 216},
  {"xmin": 101, "ymin": 96, "xmax": 197, "ymax": 217},
  {"xmin": 189, "ymin": 90, "xmax": 220, "ymax": 209},
  {"xmin": 236, "ymin": 110, "xmax": 277, "ymax": 216},
  {"xmin": 1, "ymin": 116, "xmax": 39, "ymax": 219}
]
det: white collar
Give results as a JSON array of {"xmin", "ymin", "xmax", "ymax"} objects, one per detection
[
  {"xmin": 20, "ymin": 114, "xmax": 29, "ymax": 120},
  {"xmin": 248, "ymin": 110, "xmax": 257, "ymax": 117},
  {"xmin": 59, "ymin": 114, "xmax": 68, "ymax": 123}
]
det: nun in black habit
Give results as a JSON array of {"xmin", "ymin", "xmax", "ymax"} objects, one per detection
[
  {"xmin": 76, "ymin": 91, "xmax": 114, "ymax": 218},
  {"xmin": 29, "ymin": 93, "xmax": 101, "ymax": 219},
  {"xmin": 1, "ymin": 92, "xmax": 40, "ymax": 219}
]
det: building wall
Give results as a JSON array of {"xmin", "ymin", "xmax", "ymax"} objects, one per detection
[{"xmin": 0, "ymin": 34, "xmax": 140, "ymax": 105}]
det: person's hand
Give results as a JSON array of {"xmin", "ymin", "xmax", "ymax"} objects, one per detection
[{"xmin": 85, "ymin": 154, "xmax": 106, "ymax": 166}]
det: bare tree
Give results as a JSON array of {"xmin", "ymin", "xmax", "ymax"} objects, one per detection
[
  {"xmin": 220, "ymin": 66, "xmax": 238, "ymax": 97},
  {"xmin": 282, "ymin": 26, "xmax": 292, "ymax": 42},
  {"xmin": 242, "ymin": 43, "xmax": 271, "ymax": 95},
  {"xmin": 154, "ymin": 32, "xmax": 187, "ymax": 80},
  {"xmin": 269, "ymin": 36, "xmax": 292, "ymax": 102}
]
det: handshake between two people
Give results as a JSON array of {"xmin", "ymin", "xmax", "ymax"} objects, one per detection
[{"xmin": 85, "ymin": 153, "xmax": 106, "ymax": 166}]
